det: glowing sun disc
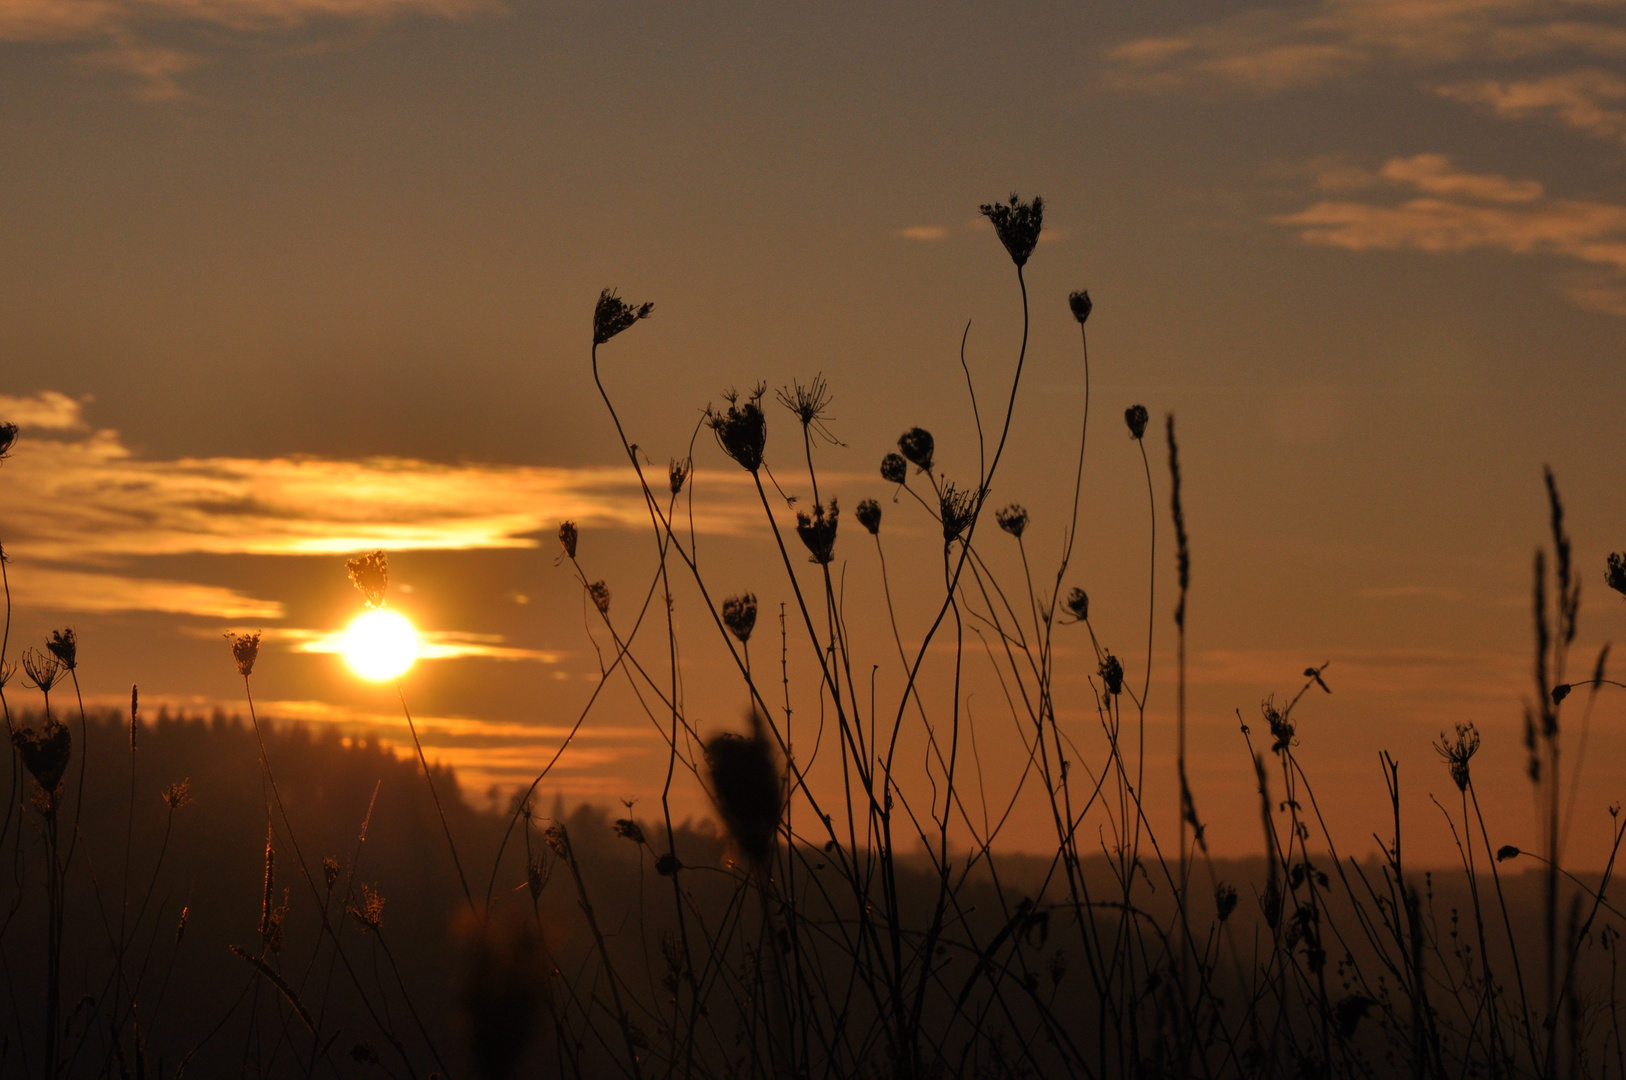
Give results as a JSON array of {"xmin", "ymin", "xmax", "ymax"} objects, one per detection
[{"xmin": 341, "ymin": 609, "xmax": 418, "ymax": 681}]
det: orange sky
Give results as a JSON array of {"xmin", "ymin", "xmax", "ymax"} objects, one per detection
[{"xmin": 2, "ymin": 0, "xmax": 1625, "ymax": 866}]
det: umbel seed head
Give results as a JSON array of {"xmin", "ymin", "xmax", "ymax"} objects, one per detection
[
  {"xmin": 1124, "ymin": 405, "xmax": 1149, "ymax": 441},
  {"xmin": 1064, "ymin": 588, "xmax": 1088, "ymax": 621},
  {"xmin": 46, "ymin": 628, "xmax": 77, "ymax": 671},
  {"xmin": 11, "ymin": 719, "xmax": 71, "ymax": 800},
  {"xmin": 588, "ymin": 581, "xmax": 611, "ymax": 615},
  {"xmin": 856, "ymin": 498, "xmax": 882, "ymax": 535},
  {"xmin": 795, "ymin": 499, "xmax": 839, "ymax": 565},
  {"xmin": 1607, "ymin": 552, "xmax": 1626, "ymax": 597},
  {"xmin": 558, "ymin": 521, "xmax": 578, "ymax": 559},
  {"xmin": 0, "ymin": 421, "xmax": 17, "ymax": 460},
  {"xmin": 979, "ymin": 193, "xmax": 1044, "ymax": 268},
  {"xmin": 995, "ymin": 504, "xmax": 1028, "ymax": 539},
  {"xmin": 593, "ymin": 288, "xmax": 653, "ymax": 345},
  {"xmin": 1068, "ymin": 291, "xmax": 1092, "ymax": 325},
  {"xmin": 939, "ymin": 484, "xmax": 975, "ymax": 544},
  {"xmin": 708, "ymin": 386, "xmax": 768, "ymax": 473},
  {"xmin": 346, "ymin": 551, "xmax": 388, "ymax": 608},
  {"xmin": 897, "ymin": 428, "xmax": 934, "ymax": 472},
  {"xmin": 227, "ymin": 632, "xmax": 261, "ymax": 678},
  {"xmin": 880, "ymin": 453, "xmax": 908, "ymax": 485},
  {"xmin": 722, "ymin": 593, "xmax": 757, "ymax": 643},
  {"xmin": 706, "ymin": 710, "xmax": 782, "ymax": 866}
]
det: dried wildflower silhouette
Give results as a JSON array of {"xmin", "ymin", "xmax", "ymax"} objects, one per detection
[
  {"xmin": 1098, "ymin": 653, "xmax": 1124, "ymax": 697},
  {"xmin": 880, "ymin": 452, "xmax": 908, "ymax": 485},
  {"xmin": 347, "ymin": 883, "xmax": 386, "ymax": 931},
  {"xmin": 613, "ymin": 817, "xmax": 646, "ymax": 844},
  {"xmin": 1609, "ymin": 552, "xmax": 1626, "ymax": 597},
  {"xmin": 669, "ymin": 458, "xmax": 690, "ymax": 495},
  {"xmin": 709, "ymin": 385, "xmax": 768, "ymax": 473},
  {"xmin": 21, "ymin": 646, "xmax": 67, "ymax": 698},
  {"xmin": 593, "ymin": 288, "xmax": 653, "ymax": 345},
  {"xmin": 161, "ymin": 780, "xmax": 190, "ymax": 810},
  {"xmin": 979, "ymin": 193, "xmax": 1044, "ymax": 268},
  {"xmin": 46, "ymin": 628, "xmax": 76, "ymax": 671},
  {"xmin": 1124, "ymin": 404, "xmax": 1149, "ymax": 441},
  {"xmin": 706, "ymin": 712, "xmax": 782, "ymax": 866},
  {"xmin": 939, "ymin": 484, "xmax": 976, "ymax": 544},
  {"xmin": 778, "ymin": 374, "xmax": 839, "ymax": 444},
  {"xmin": 226, "ymin": 632, "xmax": 260, "ymax": 678},
  {"xmin": 588, "ymin": 580, "xmax": 611, "ymax": 615},
  {"xmin": 1215, "ymin": 883, "xmax": 1239, "ymax": 923},
  {"xmin": 897, "ymin": 427, "xmax": 934, "ymax": 472},
  {"xmin": 1064, "ymin": 588, "xmax": 1089, "ymax": 621},
  {"xmin": 12, "ymin": 718, "xmax": 70, "ymax": 803},
  {"xmin": 322, "ymin": 857, "xmax": 341, "ymax": 890},
  {"xmin": 722, "ymin": 593, "xmax": 758, "ymax": 643},
  {"xmin": 1068, "ymin": 290, "xmax": 1092, "ymax": 324},
  {"xmin": 558, "ymin": 521, "xmax": 578, "ymax": 559},
  {"xmin": 995, "ymin": 504, "xmax": 1028, "ymax": 538},
  {"xmin": 856, "ymin": 498, "xmax": 882, "ymax": 535},
  {"xmin": 0, "ymin": 420, "xmax": 17, "ymax": 460},
  {"xmin": 796, "ymin": 499, "xmax": 839, "ymax": 564},
  {"xmin": 1435, "ymin": 721, "xmax": 1481, "ymax": 792},
  {"xmin": 456, "ymin": 913, "xmax": 550, "ymax": 1080},
  {"xmin": 346, "ymin": 550, "xmax": 388, "ymax": 608}
]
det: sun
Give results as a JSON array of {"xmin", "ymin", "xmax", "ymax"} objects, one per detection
[{"xmin": 341, "ymin": 609, "xmax": 419, "ymax": 681}]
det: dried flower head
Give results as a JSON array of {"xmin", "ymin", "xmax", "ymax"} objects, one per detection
[
  {"xmin": 1098, "ymin": 654, "xmax": 1124, "ymax": 697},
  {"xmin": 939, "ymin": 484, "xmax": 976, "ymax": 544},
  {"xmin": 351, "ymin": 1043, "xmax": 380, "ymax": 1066},
  {"xmin": 1068, "ymin": 290, "xmax": 1092, "ymax": 325},
  {"xmin": 1215, "ymin": 883, "xmax": 1239, "ymax": 923},
  {"xmin": 897, "ymin": 427, "xmax": 935, "ymax": 472},
  {"xmin": 161, "ymin": 780, "xmax": 191, "ymax": 810},
  {"xmin": 777, "ymin": 375, "xmax": 838, "ymax": 443},
  {"xmin": 706, "ymin": 711, "xmax": 782, "ymax": 866},
  {"xmin": 1553, "ymin": 683, "xmax": 1572, "ymax": 703},
  {"xmin": 348, "ymin": 883, "xmax": 386, "ymax": 931},
  {"xmin": 856, "ymin": 498, "xmax": 882, "ymax": 535},
  {"xmin": 592, "ymin": 288, "xmax": 653, "ymax": 345},
  {"xmin": 20, "ymin": 647, "xmax": 66, "ymax": 696},
  {"xmin": 226, "ymin": 632, "xmax": 261, "ymax": 678},
  {"xmin": 979, "ymin": 193, "xmax": 1044, "ymax": 268},
  {"xmin": 1608, "ymin": 552, "xmax": 1626, "ymax": 597},
  {"xmin": 708, "ymin": 385, "xmax": 768, "ymax": 473},
  {"xmin": 559, "ymin": 521, "xmax": 579, "ymax": 559},
  {"xmin": 1497, "ymin": 845, "xmax": 1521, "ymax": 862},
  {"xmin": 12, "ymin": 720, "xmax": 71, "ymax": 801},
  {"xmin": 796, "ymin": 499, "xmax": 839, "ymax": 564},
  {"xmin": 526, "ymin": 858, "xmax": 550, "ymax": 904},
  {"xmin": 46, "ymin": 628, "xmax": 77, "ymax": 671},
  {"xmin": 613, "ymin": 817, "xmax": 646, "ymax": 845},
  {"xmin": 1262, "ymin": 697, "xmax": 1295, "ymax": 755},
  {"xmin": 655, "ymin": 852, "xmax": 683, "ymax": 876},
  {"xmin": 542, "ymin": 823, "xmax": 571, "ymax": 860},
  {"xmin": 346, "ymin": 551, "xmax": 388, "ymax": 608},
  {"xmin": 0, "ymin": 661, "xmax": 12, "ymax": 689},
  {"xmin": 1064, "ymin": 588, "xmax": 1089, "ymax": 621},
  {"xmin": 722, "ymin": 593, "xmax": 758, "ymax": 643},
  {"xmin": 995, "ymin": 504, "xmax": 1028, "ymax": 538},
  {"xmin": 880, "ymin": 453, "xmax": 908, "ymax": 485},
  {"xmin": 1124, "ymin": 405, "xmax": 1149, "ymax": 441},
  {"xmin": 1435, "ymin": 722, "xmax": 1481, "ymax": 792},
  {"xmin": 0, "ymin": 421, "xmax": 17, "ymax": 461},
  {"xmin": 669, "ymin": 458, "xmax": 691, "ymax": 495},
  {"xmin": 587, "ymin": 580, "xmax": 611, "ymax": 615}
]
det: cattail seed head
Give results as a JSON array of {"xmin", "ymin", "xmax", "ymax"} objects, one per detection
[
  {"xmin": 795, "ymin": 499, "xmax": 839, "ymax": 564},
  {"xmin": 880, "ymin": 453, "xmax": 908, "ymax": 485},
  {"xmin": 558, "ymin": 521, "xmax": 578, "ymax": 559},
  {"xmin": 1068, "ymin": 290, "xmax": 1092, "ymax": 324},
  {"xmin": 346, "ymin": 551, "xmax": 388, "ymax": 608},
  {"xmin": 226, "ymin": 632, "xmax": 261, "ymax": 678},
  {"xmin": 995, "ymin": 504, "xmax": 1028, "ymax": 538},
  {"xmin": 1064, "ymin": 588, "xmax": 1089, "ymax": 621},
  {"xmin": 897, "ymin": 428, "xmax": 934, "ymax": 472},
  {"xmin": 708, "ymin": 385, "xmax": 768, "ymax": 473},
  {"xmin": 587, "ymin": 580, "xmax": 611, "ymax": 615},
  {"xmin": 856, "ymin": 498, "xmax": 882, "ymax": 535},
  {"xmin": 1124, "ymin": 405, "xmax": 1149, "ymax": 441},
  {"xmin": 706, "ymin": 711, "xmax": 782, "ymax": 867},
  {"xmin": 46, "ymin": 628, "xmax": 77, "ymax": 671},
  {"xmin": 593, "ymin": 289, "xmax": 653, "ymax": 345},
  {"xmin": 721, "ymin": 593, "xmax": 757, "ymax": 643},
  {"xmin": 979, "ymin": 193, "xmax": 1044, "ymax": 268}
]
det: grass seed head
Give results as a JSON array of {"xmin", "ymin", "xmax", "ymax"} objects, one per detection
[
  {"xmin": 795, "ymin": 499, "xmax": 839, "ymax": 564},
  {"xmin": 856, "ymin": 498, "xmax": 882, "ymax": 535},
  {"xmin": 1068, "ymin": 290, "xmax": 1092, "ymax": 324},
  {"xmin": 346, "ymin": 550, "xmax": 388, "ymax": 608},
  {"xmin": 979, "ymin": 193, "xmax": 1044, "ymax": 268},
  {"xmin": 593, "ymin": 288, "xmax": 653, "ymax": 345},
  {"xmin": 1124, "ymin": 404, "xmax": 1150, "ymax": 441},
  {"xmin": 897, "ymin": 427, "xmax": 934, "ymax": 472},
  {"xmin": 722, "ymin": 593, "xmax": 757, "ymax": 643},
  {"xmin": 708, "ymin": 385, "xmax": 768, "ymax": 473},
  {"xmin": 880, "ymin": 452, "xmax": 908, "ymax": 485},
  {"xmin": 226, "ymin": 632, "xmax": 261, "ymax": 678}
]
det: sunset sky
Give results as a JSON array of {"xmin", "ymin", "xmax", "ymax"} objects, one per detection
[{"xmin": 3, "ymin": 0, "xmax": 1625, "ymax": 864}]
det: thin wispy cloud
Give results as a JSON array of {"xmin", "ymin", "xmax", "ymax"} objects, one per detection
[
  {"xmin": 1276, "ymin": 154, "xmax": 1626, "ymax": 314},
  {"xmin": 9, "ymin": 568, "xmax": 283, "ymax": 618},
  {"xmin": 211, "ymin": 626, "xmax": 567, "ymax": 664},
  {"xmin": 1435, "ymin": 69, "xmax": 1626, "ymax": 144},
  {"xmin": 1, "ymin": 0, "xmax": 496, "ymax": 97},
  {"xmin": 896, "ymin": 226, "xmax": 948, "ymax": 242}
]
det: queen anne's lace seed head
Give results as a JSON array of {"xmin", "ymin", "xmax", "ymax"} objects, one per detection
[
  {"xmin": 979, "ymin": 193, "xmax": 1044, "ymax": 268},
  {"xmin": 593, "ymin": 289, "xmax": 653, "ymax": 345}
]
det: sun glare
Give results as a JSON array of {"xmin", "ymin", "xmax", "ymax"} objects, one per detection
[{"xmin": 341, "ymin": 609, "xmax": 418, "ymax": 681}]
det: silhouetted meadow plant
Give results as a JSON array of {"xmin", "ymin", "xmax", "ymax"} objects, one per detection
[{"xmin": 3, "ymin": 192, "xmax": 1625, "ymax": 1080}]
